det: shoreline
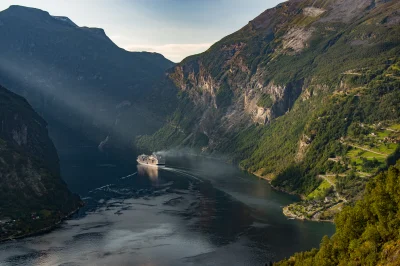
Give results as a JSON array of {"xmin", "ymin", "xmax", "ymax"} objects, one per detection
[
  {"xmin": 251, "ymin": 170, "xmax": 303, "ymax": 197},
  {"xmin": 282, "ymin": 205, "xmax": 334, "ymax": 223},
  {"xmin": 251, "ymin": 170, "xmax": 334, "ymax": 223},
  {"xmin": 0, "ymin": 164, "xmax": 330, "ymax": 244},
  {"xmin": 0, "ymin": 205, "xmax": 82, "ymax": 243}
]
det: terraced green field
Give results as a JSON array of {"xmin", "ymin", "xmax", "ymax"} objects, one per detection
[
  {"xmin": 374, "ymin": 143, "xmax": 397, "ymax": 154},
  {"xmin": 346, "ymin": 148, "xmax": 386, "ymax": 171},
  {"xmin": 343, "ymin": 123, "xmax": 399, "ymax": 173},
  {"xmin": 377, "ymin": 130, "xmax": 390, "ymax": 138},
  {"xmin": 389, "ymin": 124, "xmax": 400, "ymax": 131},
  {"xmin": 307, "ymin": 179, "xmax": 331, "ymax": 200}
]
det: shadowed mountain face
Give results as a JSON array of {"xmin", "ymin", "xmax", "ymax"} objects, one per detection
[
  {"xmin": 0, "ymin": 5, "xmax": 175, "ymax": 154},
  {"xmin": 0, "ymin": 84, "xmax": 81, "ymax": 240}
]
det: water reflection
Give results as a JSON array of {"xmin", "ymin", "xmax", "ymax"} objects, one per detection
[
  {"xmin": 137, "ymin": 164, "xmax": 159, "ymax": 183},
  {"xmin": 0, "ymin": 153, "xmax": 335, "ymax": 266}
]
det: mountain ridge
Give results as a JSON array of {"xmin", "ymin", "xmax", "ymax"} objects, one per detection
[
  {"xmin": 137, "ymin": 0, "xmax": 400, "ymax": 215},
  {"xmin": 135, "ymin": 2, "xmax": 400, "ymax": 261},
  {"xmin": 0, "ymin": 4, "xmax": 175, "ymax": 158}
]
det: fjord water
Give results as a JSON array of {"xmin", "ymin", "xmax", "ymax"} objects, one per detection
[{"xmin": 0, "ymin": 147, "xmax": 334, "ymax": 265}]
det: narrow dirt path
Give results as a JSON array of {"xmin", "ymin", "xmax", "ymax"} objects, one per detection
[
  {"xmin": 340, "ymin": 141, "xmax": 388, "ymax": 156},
  {"xmin": 383, "ymin": 128, "xmax": 399, "ymax": 133},
  {"xmin": 318, "ymin": 174, "xmax": 348, "ymax": 203}
]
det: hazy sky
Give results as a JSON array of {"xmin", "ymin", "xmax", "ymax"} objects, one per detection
[{"xmin": 0, "ymin": 0, "xmax": 283, "ymax": 62}]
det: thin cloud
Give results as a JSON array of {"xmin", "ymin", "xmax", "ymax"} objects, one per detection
[
  {"xmin": 109, "ymin": 35, "xmax": 122, "ymax": 40},
  {"xmin": 124, "ymin": 43, "xmax": 213, "ymax": 63}
]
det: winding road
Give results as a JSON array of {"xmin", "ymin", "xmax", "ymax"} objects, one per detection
[{"xmin": 340, "ymin": 140, "xmax": 388, "ymax": 156}]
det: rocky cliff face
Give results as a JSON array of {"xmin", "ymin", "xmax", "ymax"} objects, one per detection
[
  {"xmin": 0, "ymin": 89, "xmax": 60, "ymax": 174},
  {"xmin": 138, "ymin": 0, "xmax": 400, "ymax": 193},
  {"xmin": 163, "ymin": 0, "xmax": 350, "ymax": 149},
  {"xmin": 0, "ymin": 84, "xmax": 81, "ymax": 240}
]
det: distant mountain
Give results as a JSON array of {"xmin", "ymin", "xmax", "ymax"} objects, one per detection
[
  {"xmin": 0, "ymin": 5, "xmax": 175, "ymax": 154},
  {"xmin": 52, "ymin": 16, "xmax": 77, "ymax": 27},
  {"xmin": 0, "ymin": 84, "xmax": 81, "ymax": 241}
]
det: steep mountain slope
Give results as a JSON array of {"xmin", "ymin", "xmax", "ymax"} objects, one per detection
[
  {"xmin": 0, "ymin": 84, "xmax": 81, "ymax": 241},
  {"xmin": 137, "ymin": 0, "xmax": 400, "ymax": 201},
  {"xmin": 0, "ymin": 5, "xmax": 175, "ymax": 153}
]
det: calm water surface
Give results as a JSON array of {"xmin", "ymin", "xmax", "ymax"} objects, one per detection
[{"xmin": 0, "ymin": 148, "xmax": 335, "ymax": 265}]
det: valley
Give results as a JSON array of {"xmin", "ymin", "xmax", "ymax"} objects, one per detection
[
  {"xmin": 0, "ymin": 0, "xmax": 399, "ymax": 265},
  {"xmin": 0, "ymin": 151, "xmax": 335, "ymax": 265},
  {"xmin": 136, "ymin": 0, "xmax": 400, "ymax": 225}
]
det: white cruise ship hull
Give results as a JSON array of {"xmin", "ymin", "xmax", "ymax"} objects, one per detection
[{"xmin": 137, "ymin": 160, "xmax": 165, "ymax": 167}]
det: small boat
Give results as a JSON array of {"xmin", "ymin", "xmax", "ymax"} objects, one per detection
[{"xmin": 137, "ymin": 153, "xmax": 165, "ymax": 167}]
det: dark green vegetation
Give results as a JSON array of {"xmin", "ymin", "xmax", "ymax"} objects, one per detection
[
  {"xmin": 0, "ymin": 5, "xmax": 175, "ymax": 156},
  {"xmin": 0, "ymin": 84, "xmax": 81, "ymax": 240},
  {"xmin": 271, "ymin": 82, "xmax": 400, "ymax": 195},
  {"xmin": 138, "ymin": 0, "xmax": 400, "ymax": 201},
  {"xmin": 137, "ymin": 1, "xmax": 400, "ymax": 262},
  {"xmin": 1, "ymin": 0, "xmax": 398, "ymax": 258},
  {"xmin": 275, "ymin": 160, "xmax": 400, "ymax": 266}
]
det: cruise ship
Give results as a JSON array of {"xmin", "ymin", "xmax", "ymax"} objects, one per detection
[{"xmin": 137, "ymin": 153, "xmax": 165, "ymax": 167}]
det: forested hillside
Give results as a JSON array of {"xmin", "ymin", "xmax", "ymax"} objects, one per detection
[
  {"xmin": 275, "ymin": 160, "xmax": 400, "ymax": 266},
  {"xmin": 137, "ymin": 0, "xmax": 400, "ymax": 217}
]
